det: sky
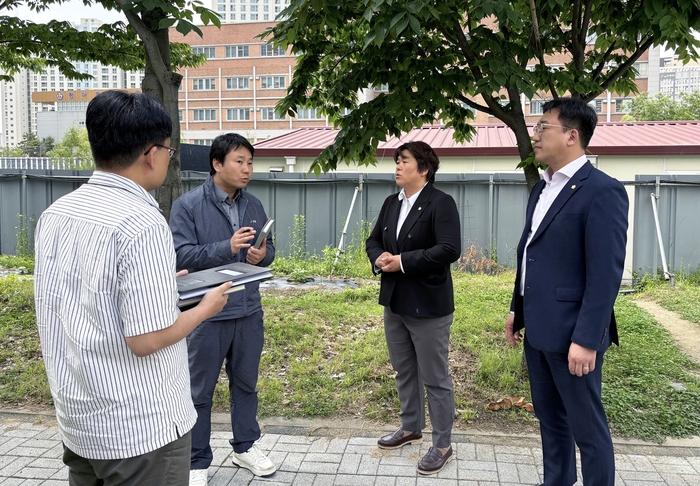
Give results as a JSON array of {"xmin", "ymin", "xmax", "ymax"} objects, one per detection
[{"xmin": 10, "ymin": 1, "xmax": 125, "ymax": 24}]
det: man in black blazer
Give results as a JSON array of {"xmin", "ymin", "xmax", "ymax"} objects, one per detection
[
  {"xmin": 366, "ymin": 141, "xmax": 461, "ymax": 475},
  {"xmin": 505, "ymin": 98, "xmax": 628, "ymax": 486}
]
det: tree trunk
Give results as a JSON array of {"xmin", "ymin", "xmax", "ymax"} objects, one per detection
[{"xmin": 122, "ymin": 4, "xmax": 184, "ymax": 222}]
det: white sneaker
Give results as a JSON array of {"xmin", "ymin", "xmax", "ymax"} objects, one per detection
[
  {"xmin": 231, "ymin": 444, "xmax": 277, "ymax": 477},
  {"xmin": 189, "ymin": 468, "xmax": 208, "ymax": 486}
]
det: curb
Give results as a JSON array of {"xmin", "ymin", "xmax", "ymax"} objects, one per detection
[{"xmin": 3, "ymin": 408, "xmax": 700, "ymax": 457}]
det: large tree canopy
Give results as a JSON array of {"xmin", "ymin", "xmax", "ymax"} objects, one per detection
[
  {"xmin": 269, "ymin": 0, "xmax": 700, "ymax": 189},
  {"xmin": 0, "ymin": 0, "xmax": 220, "ymax": 218}
]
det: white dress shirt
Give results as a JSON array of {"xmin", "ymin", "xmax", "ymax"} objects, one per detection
[{"xmin": 520, "ymin": 155, "xmax": 588, "ymax": 296}]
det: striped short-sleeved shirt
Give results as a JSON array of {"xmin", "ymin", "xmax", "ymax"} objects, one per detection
[{"xmin": 34, "ymin": 171, "xmax": 197, "ymax": 460}]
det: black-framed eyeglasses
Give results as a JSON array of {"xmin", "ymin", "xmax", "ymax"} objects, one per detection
[
  {"xmin": 144, "ymin": 144, "xmax": 177, "ymax": 160},
  {"xmin": 533, "ymin": 121, "xmax": 574, "ymax": 136}
]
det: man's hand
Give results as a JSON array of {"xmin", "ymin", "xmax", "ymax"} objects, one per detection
[
  {"xmin": 230, "ymin": 227, "xmax": 256, "ymax": 255},
  {"xmin": 375, "ymin": 252, "xmax": 400, "ymax": 272},
  {"xmin": 568, "ymin": 342, "xmax": 597, "ymax": 377},
  {"xmin": 197, "ymin": 281, "xmax": 233, "ymax": 321},
  {"xmin": 505, "ymin": 313, "xmax": 522, "ymax": 347},
  {"xmin": 246, "ymin": 238, "xmax": 266, "ymax": 265}
]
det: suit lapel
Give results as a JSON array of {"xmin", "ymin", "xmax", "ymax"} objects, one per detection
[
  {"xmin": 385, "ymin": 195, "xmax": 401, "ymax": 254},
  {"xmin": 529, "ymin": 162, "xmax": 593, "ymax": 245},
  {"xmin": 397, "ymin": 184, "xmax": 433, "ymax": 247}
]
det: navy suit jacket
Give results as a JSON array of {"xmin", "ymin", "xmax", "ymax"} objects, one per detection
[
  {"xmin": 511, "ymin": 161, "xmax": 628, "ymax": 353},
  {"xmin": 366, "ymin": 183, "xmax": 461, "ymax": 317}
]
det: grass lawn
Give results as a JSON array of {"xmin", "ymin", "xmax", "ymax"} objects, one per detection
[{"xmin": 2, "ymin": 262, "xmax": 700, "ymax": 443}]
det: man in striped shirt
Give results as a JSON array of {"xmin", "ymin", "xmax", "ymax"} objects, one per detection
[{"xmin": 34, "ymin": 90, "xmax": 232, "ymax": 486}]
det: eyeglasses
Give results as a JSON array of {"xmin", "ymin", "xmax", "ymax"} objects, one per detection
[
  {"xmin": 533, "ymin": 121, "xmax": 574, "ymax": 136},
  {"xmin": 144, "ymin": 144, "xmax": 177, "ymax": 160}
]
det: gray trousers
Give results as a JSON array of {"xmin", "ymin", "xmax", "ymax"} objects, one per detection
[{"xmin": 383, "ymin": 308, "xmax": 454, "ymax": 448}]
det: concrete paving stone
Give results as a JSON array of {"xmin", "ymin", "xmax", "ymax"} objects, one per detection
[
  {"xmin": 379, "ymin": 454, "xmax": 415, "ymax": 466},
  {"xmin": 456, "ymin": 460, "xmax": 497, "ymax": 472},
  {"xmin": 268, "ymin": 450, "xmax": 289, "ymax": 468},
  {"xmin": 515, "ymin": 463, "xmax": 541, "ymax": 484},
  {"xmin": 298, "ymin": 460, "xmax": 340, "ymax": 475},
  {"xmin": 333, "ymin": 474, "xmax": 377, "ymax": 485},
  {"xmin": 0, "ymin": 437, "xmax": 26, "ymax": 455},
  {"xmin": 453, "ymin": 443, "xmax": 476, "ymax": 461},
  {"xmin": 374, "ymin": 476, "xmax": 396, "ymax": 486},
  {"xmin": 311, "ymin": 474, "xmax": 335, "ymax": 486},
  {"xmin": 279, "ymin": 436, "xmax": 315, "ymax": 445},
  {"xmin": 414, "ymin": 477, "xmax": 458, "ymax": 485},
  {"xmin": 14, "ymin": 446, "xmax": 59, "ymax": 459},
  {"xmin": 308, "ymin": 438, "xmax": 331, "ymax": 453},
  {"xmin": 348, "ymin": 438, "xmax": 378, "ymax": 446},
  {"xmin": 27, "ymin": 456, "xmax": 64, "ymax": 469},
  {"xmin": 0, "ymin": 479, "xmax": 25, "ymax": 486},
  {"xmin": 0, "ymin": 454, "xmax": 19, "ymax": 470},
  {"xmin": 474, "ymin": 444, "xmax": 496, "ymax": 462},
  {"xmin": 2, "ymin": 427, "xmax": 41, "ymax": 439},
  {"xmin": 344, "ymin": 444, "xmax": 376, "ymax": 455},
  {"xmin": 653, "ymin": 462, "xmax": 697, "ymax": 475},
  {"xmin": 212, "ymin": 431, "xmax": 232, "ymax": 439},
  {"xmin": 494, "ymin": 462, "xmax": 518, "ymax": 483},
  {"xmin": 13, "ymin": 466, "xmax": 59, "ymax": 480},
  {"xmin": 394, "ymin": 477, "xmax": 417, "ymax": 486},
  {"xmin": 38, "ymin": 481, "xmax": 67, "ymax": 486},
  {"xmin": 357, "ymin": 454, "xmax": 381, "ymax": 475},
  {"xmin": 494, "ymin": 453, "xmax": 537, "ymax": 465},
  {"xmin": 304, "ymin": 453, "xmax": 343, "ymax": 464},
  {"xmin": 492, "ymin": 445, "xmax": 533, "ymax": 456},
  {"xmin": 456, "ymin": 467, "xmax": 499, "ymax": 482},
  {"xmin": 276, "ymin": 442, "xmax": 312, "ymax": 453},
  {"xmin": 326, "ymin": 438, "xmax": 349, "ymax": 454},
  {"xmin": 21, "ymin": 438, "xmax": 62, "ymax": 450},
  {"xmin": 337, "ymin": 453, "xmax": 362, "ymax": 475},
  {"xmin": 618, "ymin": 469, "xmax": 664, "ymax": 482},
  {"xmin": 16, "ymin": 479, "xmax": 47, "ymax": 485},
  {"xmin": 686, "ymin": 456, "xmax": 700, "ymax": 474},
  {"xmin": 212, "ymin": 447, "xmax": 233, "ymax": 467},
  {"xmin": 376, "ymin": 464, "xmax": 416, "ymax": 477},
  {"xmin": 625, "ymin": 482, "xmax": 672, "ymax": 486},
  {"xmin": 0, "ymin": 456, "xmax": 34, "ymax": 476},
  {"xmin": 615, "ymin": 456, "xmax": 637, "ymax": 471},
  {"xmin": 291, "ymin": 472, "xmax": 316, "ymax": 485},
  {"xmin": 627, "ymin": 454, "xmax": 657, "ymax": 471},
  {"xmin": 258, "ymin": 471, "xmax": 297, "ymax": 484},
  {"xmin": 434, "ymin": 462, "xmax": 458, "ymax": 480},
  {"xmin": 659, "ymin": 472, "xmax": 692, "ymax": 486},
  {"xmin": 279, "ymin": 451, "xmax": 306, "ymax": 472},
  {"xmin": 249, "ymin": 480, "xmax": 293, "ymax": 486},
  {"xmin": 49, "ymin": 467, "xmax": 69, "ymax": 480},
  {"xmin": 259, "ymin": 434, "xmax": 282, "ymax": 449}
]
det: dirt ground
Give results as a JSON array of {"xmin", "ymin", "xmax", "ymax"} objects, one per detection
[{"xmin": 634, "ymin": 299, "xmax": 700, "ymax": 363}]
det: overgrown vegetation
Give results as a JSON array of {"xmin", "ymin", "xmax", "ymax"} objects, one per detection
[
  {"xmin": 2, "ymin": 239, "xmax": 700, "ymax": 442},
  {"xmin": 634, "ymin": 266, "xmax": 700, "ymax": 323}
]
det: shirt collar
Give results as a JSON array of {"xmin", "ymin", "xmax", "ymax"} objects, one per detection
[
  {"xmin": 543, "ymin": 154, "xmax": 588, "ymax": 183},
  {"xmin": 213, "ymin": 182, "xmax": 241, "ymax": 205},
  {"xmin": 87, "ymin": 170, "xmax": 160, "ymax": 210}
]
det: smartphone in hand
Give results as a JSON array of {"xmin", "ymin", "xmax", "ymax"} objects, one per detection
[{"xmin": 253, "ymin": 219, "xmax": 274, "ymax": 249}]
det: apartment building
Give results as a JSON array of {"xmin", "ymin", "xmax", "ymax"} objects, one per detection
[{"xmin": 207, "ymin": 0, "xmax": 291, "ymax": 23}]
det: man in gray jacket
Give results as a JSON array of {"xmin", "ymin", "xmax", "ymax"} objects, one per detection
[{"xmin": 169, "ymin": 133, "xmax": 275, "ymax": 486}]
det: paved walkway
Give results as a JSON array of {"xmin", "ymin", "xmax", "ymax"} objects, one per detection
[{"xmin": 2, "ymin": 410, "xmax": 700, "ymax": 485}]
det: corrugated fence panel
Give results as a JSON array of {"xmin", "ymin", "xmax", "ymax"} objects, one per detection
[
  {"xmin": 2, "ymin": 168, "xmax": 699, "ymax": 278},
  {"xmin": 633, "ymin": 175, "xmax": 700, "ymax": 276}
]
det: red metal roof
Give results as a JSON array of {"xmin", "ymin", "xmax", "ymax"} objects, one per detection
[{"xmin": 254, "ymin": 122, "xmax": 700, "ymax": 157}]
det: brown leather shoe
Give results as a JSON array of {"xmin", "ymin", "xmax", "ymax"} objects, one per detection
[
  {"xmin": 377, "ymin": 428, "xmax": 423, "ymax": 449},
  {"xmin": 417, "ymin": 446, "xmax": 453, "ymax": 475}
]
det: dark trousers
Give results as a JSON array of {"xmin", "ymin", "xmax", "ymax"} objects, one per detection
[
  {"xmin": 62, "ymin": 431, "xmax": 191, "ymax": 486},
  {"xmin": 188, "ymin": 311, "xmax": 264, "ymax": 470},
  {"xmin": 383, "ymin": 308, "xmax": 454, "ymax": 448},
  {"xmin": 525, "ymin": 334, "xmax": 615, "ymax": 486}
]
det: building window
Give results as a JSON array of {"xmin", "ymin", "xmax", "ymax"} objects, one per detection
[
  {"xmin": 250, "ymin": 13, "xmax": 258, "ymax": 19},
  {"xmin": 529, "ymin": 100, "xmax": 545, "ymax": 115},
  {"xmin": 227, "ymin": 77, "xmax": 250, "ymax": 90},
  {"xmin": 261, "ymin": 107, "xmax": 285, "ymax": 120},
  {"xmin": 178, "ymin": 110, "xmax": 183, "ymax": 121},
  {"xmin": 193, "ymin": 78, "xmax": 216, "ymax": 90},
  {"xmin": 193, "ymin": 109, "xmax": 217, "ymax": 121},
  {"xmin": 193, "ymin": 47, "xmax": 216, "ymax": 59},
  {"xmin": 633, "ymin": 62, "xmax": 648, "ymax": 78},
  {"xmin": 226, "ymin": 45, "xmax": 249, "ymax": 58},
  {"xmin": 227, "ymin": 108, "xmax": 251, "ymax": 121},
  {"xmin": 260, "ymin": 44, "xmax": 285, "ymax": 57},
  {"xmin": 295, "ymin": 108, "xmax": 324, "ymax": 120},
  {"xmin": 193, "ymin": 139, "xmax": 213, "ymax": 146},
  {"xmin": 615, "ymin": 98, "xmax": 633, "ymax": 113},
  {"xmin": 260, "ymin": 76, "xmax": 286, "ymax": 89}
]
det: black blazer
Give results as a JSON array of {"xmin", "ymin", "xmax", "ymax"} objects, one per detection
[{"xmin": 366, "ymin": 183, "xmax": 461, "ymax": 317}]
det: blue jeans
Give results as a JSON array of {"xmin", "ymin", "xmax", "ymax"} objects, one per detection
[{"xmin": 187, "ymin": 311, "xmax": 264, "ymax": 469}]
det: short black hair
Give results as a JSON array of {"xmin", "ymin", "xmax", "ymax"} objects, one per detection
[
  {"xmin": 393, "ymin": 140, "xmax": 440, "ymax": 183},
  {"xmin": 542, "ymin": 98, "xmax": 598, "ymax": 149},
  {"xmin": 209, "ymin": 133, "xmax": 255, "ymax": 175},
  {"xmin": 85, "ymin": 90, "xmax": 172, "ymax": 170}
]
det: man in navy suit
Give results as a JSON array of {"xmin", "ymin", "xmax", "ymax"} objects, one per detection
[{"xmin": 505, "ymin": 98, "xmax": 628, "ymax": 486}]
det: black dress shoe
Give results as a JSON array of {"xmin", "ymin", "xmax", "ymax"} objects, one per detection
[
  {"xmin": 377, "ymin": 428, "xmax": 423, "ymax": 449},
  {"xmin": 417, "ymin": 446, "xmax": 453, "ymax": 475}
]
